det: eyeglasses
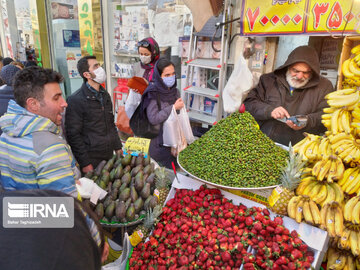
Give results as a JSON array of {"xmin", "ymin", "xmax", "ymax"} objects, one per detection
[
  {"xmin": 137, "ymin": 40, "xmax": 150, "ymax": 48},
  {"xmin": 290, "ymin": 67, "xmax": 312, "ymax": 77}
]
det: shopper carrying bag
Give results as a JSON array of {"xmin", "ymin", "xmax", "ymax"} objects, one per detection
[{"xmin": 135, "ymin": 58, "xmax": 184, "ymax": 169}]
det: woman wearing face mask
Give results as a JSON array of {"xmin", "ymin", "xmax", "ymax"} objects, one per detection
[
  {"xmin": 125, "ymin": 37, "xmax": 160, "ymax": 119},
  {"xmin": 141, "ymin": 58, "xmax": 184, "ymax": 169}
]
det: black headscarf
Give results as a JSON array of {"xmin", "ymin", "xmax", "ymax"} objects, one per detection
[{"xmin": 141, "ymin": 59, "xmax": 178, "ymax": 112}]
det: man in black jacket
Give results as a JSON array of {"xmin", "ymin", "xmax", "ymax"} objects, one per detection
[{"xmin": 65, "ymin": 56, "xmax": 122, "ymax": 174}]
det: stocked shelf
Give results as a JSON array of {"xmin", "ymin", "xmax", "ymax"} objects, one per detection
[
  {"xmin": 184, "ymin": 86, "xmax": 219, "ymax": 98},
  {"xmin": 188, "ymin": 110, "xmax": 217, "ymax": 125},
  {"xmin": 186, "ymin": 58, "xmax": 221, "ymax": 70},
  {"xmin": 114, "ymin": 52, "xmax": 139, "ymax": 57}
]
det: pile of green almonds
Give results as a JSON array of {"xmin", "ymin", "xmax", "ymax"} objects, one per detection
[{"xmin": 178, "ymin": 112, "xmax": 288, "ymax": 188}]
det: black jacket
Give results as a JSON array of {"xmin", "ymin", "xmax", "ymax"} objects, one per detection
[
  {"xmin": 244, "ymin": 46, "xmax": 334, "ymax": 145},
  {"xmin": 65, "ymin": 83, "xmax": 122, "ymax": 168}
]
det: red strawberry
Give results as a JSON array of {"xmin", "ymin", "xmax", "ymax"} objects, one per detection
[
  {"xmin": 253, "ymin": 221, "xmax": 262, "ymax": 231},
  {"xmin": 178, "ymin": 256, "xmax": 188, "ymax": 266},
  {"xmin": 221, "ymin": 251, "xmax": 231, "ymax": 262},
  {"xmin": 273, "ymin": 216, "xmax": 283, "ymax": 225},
  {"xmin": 245, "ymin": 217, "xmax": 253, "ymax": 226}
]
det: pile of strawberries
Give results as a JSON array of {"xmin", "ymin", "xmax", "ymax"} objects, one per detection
[{"xmin": 129, "ymin": 185, "xmax": 314, "ymax": 270}]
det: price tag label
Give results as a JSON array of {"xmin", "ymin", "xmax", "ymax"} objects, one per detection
[{"xmin": 124, "ymin": 137, "xmax": 151, "ymax": 157}]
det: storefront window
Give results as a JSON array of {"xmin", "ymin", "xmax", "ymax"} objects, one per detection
[
  {"xmin": 104, "ymin": 0, "xmax": 191, "ymax": 113},
  {"xmin": 48, "ymin": 0, "xmax": 103, "ymax": 97}
]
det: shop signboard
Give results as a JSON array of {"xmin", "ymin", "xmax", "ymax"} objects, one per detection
[
  {"xmin": 30, "ymin": 0, "xmax": 42, "ymax": 67},
  {"xmin": 240, "ymin": 0, "xmax": 360, "ymax": 36},
  {"xmin": 78, "ymin": 0, "xmax": 94, "ymax": 56}
]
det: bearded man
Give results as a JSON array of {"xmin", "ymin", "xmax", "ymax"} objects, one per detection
[{"xmin": 244, "ymin": 46, "xmax": 334, "ymax": 145}]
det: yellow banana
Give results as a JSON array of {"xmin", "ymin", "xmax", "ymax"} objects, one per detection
[
  {"xmin": 345, "ymin": 196, "xmax": 360, "ymax": 221},
  {"xmin": 320, "ymin": 203, "xmax": 330, "ymax": 230},
  {"xmin": 346, "ymin": 254, "xmax": 355, "ymax": 270},
  {"xmin": 329, "ymin": 182, "xmax": 344, "ymax": 204},
  {"xmin": 325, "ymin": 88, "xmax": 356, "ymax": 99},
  {"xmin": 333, "ymin": 204, "xmax": 344, "ymax": 237},
  {"xmin": 327, "ymin": 159, "xmax": 338, "ymax": 183},
  {"xmin": 340, "ymin": 227, "xmax": 351, "ymax": 249},
  {"xmin": 329, "ymin": 133, "xmax": 353, "ymax": 144},
  {"xmin": 324, "ymin": 107, "xmax": 337, "ymax": 113},
  {"xmin": 313, "ymin": 184, "xmax": 328, "ymax": 204},
  {"xmin": 352, "ymin": 200, "xmax": 360, "ymax": 224},
  {"xmin": 318, "ymin": 158, "xmax": 332, "ymax": 181},
  {"xmin": 326, "ymin": 205, "xmax": 336, "ymax": 237},
  {"xmin": 328, "ymin": 253, "xmax": 347, "ymax": 270},
  {"xmin": 334, "ymin": 156, "xmax": 345, "ymax": 181},
  {"xmin": 343, "ymin": 59, "xmax": 356, "ymax": 79},
  {"xmin": 338, "ymin": 167, "xmax": 358, "ymax": 187},
  {"xmin": 346, "ymin": 172, "xmax": 360, "ymax": 195},
  {"xmin": 312, "ymin": 159, "xmax": 325, "ymax": 179},
  {"xmin": 296, "ymin": 178, "xmax": 316, "ymax": 195},
  {"xmin": 309, "ymin": 199, "xmax": 321, "ymax": 225},
  {"xmin": 302, "ymin": 199, "xmax": 314, "ymax": 225},
  {"xmin": 353, "ymin": 110, "xmax": 360, "ymax": 121},
  {"xmin": 342, "ymin": 167, "xmax": 360, "ymax": 192},
  {"xmin": 338, "ymin": 144, "xmax": 357, "ymax": 161},
  {"xmin": 287, "ymin": 196, "xmax": 301, "ymax": 219},
  {"xmin": 293, "ymin": 137, "xmax": 308, "ymax": 154},
  {"xmin": 331, "ymin": 109, "xmax": 341, "ymax": 134},
  {"xmin": 295, "ymin": 198, "xmax": 305, "ymax": 223},
  {"xmin": 350, "ymin": 230, "xmax": 360, "ymax": 256},
  {"xmin": 301, "ymin": 167, "xmax": 314, "ymax": 177},
  {"xmin": 349, "ymin": 58, "xmax": 360, "ymax": 76},
  {"xmin": 351, "ymin": 44, "xmax": 360, "ymax": 55},
  {"xmin": 308, "ymin": 181, "xmax": 323, "ymax": 199},
  {"xmin": 327, "ymin": 92, "xmax": 360, "ymax": 108},
  {"xmin": 327, "ymin": 247, "xmax": 341, "ymax": 268},
  {"xmin": 342, "ymin": 110, "xmax": 352, "ymax": 134},
  {"xmin": 321, "ymin": 184, "xmax": 336, "ymax": 206}
]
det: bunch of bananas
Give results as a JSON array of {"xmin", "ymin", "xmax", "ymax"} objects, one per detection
[
  {"xmin": 329, "ymin": 133, "xmax": 360, "ymax": 164},
  {"xmin": 293, "ymin": 133, "xmax": 322, "ymax": 162},
  {"xmin": 320, "ymin": 201, "xmax": 344, "ymax": 238},
  {"xmin": 352, "ymin": 105, "xmax": 360, "ymax": 137},
  {"xmin": 322, "ymin": 107, "xmax": 352, "ymax": 135},
  {"xmin": 339, "ymin": 168, "xmax": 360, "ymax": 195},
  {"xmin": 312, "ymin": 154, "xmax": 345, "ymax": 182},
  {"xmin": 326, "ymin": 247, "xmax": 356, "ymax": 270},
  {"xmin": 296, "ymin": 177, "xmax": 344, "ymax": 206},
  {"xmin": 325, "ymin": 88, "xmax": 360, "ymax": 110},
  {"xmin": 344, "ymin": 227, "xmax": 360, "ymax": 257},
  {"xmin": 344, "ymin": 196, "xmax": 360, "ymax": 224},
  {"xmin": 342, "ymin": 44, "xmax": 360, "ymax": 89},
  {"xmin": 287, "ymin": 195, "xmax": 321, "ymax": 225}
]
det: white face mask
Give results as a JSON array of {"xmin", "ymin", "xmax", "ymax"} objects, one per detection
[
  {"xmin": 140, "ymin": 55, "xmax": 152, "ymax": 65},
  {"xmin": 92, "ymin": 67, "xmax": 106, "ymax": 84}
]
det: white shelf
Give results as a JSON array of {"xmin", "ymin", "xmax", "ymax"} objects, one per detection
[
  {"xmin": 184, "ymin": 86, "xmax": 219, "ymax": 99},
  {"xmin": 188, "ymin": 111, "xmax": 217, "ymax": 125},
  {"xmin": 187, "ymin": 59, "xmax": 221, "ymax": 70},
  {"xmin": 114, "ymin": 52, "xmax": 139, "ymax": 57}
]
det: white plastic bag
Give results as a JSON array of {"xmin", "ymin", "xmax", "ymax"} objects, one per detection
[
  {"xmin": 178, "ymin": 108, "xmax": 194, "ymax": 144},
  {"xmin": 163, "ymin": 107, "xmax": 180, "ymax": 147},
  {"xmin": 223, "ymin": 54, "xmax": 253, "ymax": 113},
  {"xmin": 102, "ymin": 233, "xmax": 131, "ymax": 270},
  {"xmin": 125, "ymin": 90, "xmax": 141, "ymax": 118}
]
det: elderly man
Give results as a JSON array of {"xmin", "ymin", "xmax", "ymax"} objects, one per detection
[{"xmin": 244, "ymin": 45, "xmax": 334, "ymax": 145}]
